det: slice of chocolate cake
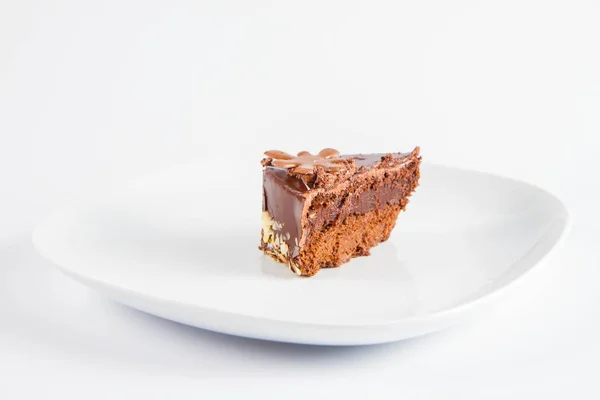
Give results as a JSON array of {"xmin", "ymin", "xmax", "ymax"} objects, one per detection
[{"xmin": 259, "ymin": 147, "xmax": 421, "ymax": 277}]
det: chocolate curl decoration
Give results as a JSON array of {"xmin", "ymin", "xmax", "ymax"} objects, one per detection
[{"xmin": 264, "ymin": 148, "xmax": 346, "ymax": 174}]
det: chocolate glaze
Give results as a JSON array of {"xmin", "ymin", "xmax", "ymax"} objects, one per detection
[
  {"xmin": 262, "ymin": 168, "xmax": 306, "ymax": 251},
  {"xmin": 264, "ymin": 151, "xmax": 415, "ymax": 195},
  {"xmin": 346, "ymin": 151, "xmax": 415, "ymax": 169},
  {"xmin": 262, "ymin": 148, "xmax": 421, "ymax": 263}
]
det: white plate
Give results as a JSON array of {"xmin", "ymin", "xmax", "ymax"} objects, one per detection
[{"xmin": 32, "ymin": 161, "xmax": 570, "ymax": 345}]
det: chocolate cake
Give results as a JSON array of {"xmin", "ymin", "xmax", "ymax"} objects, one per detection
[{"xmin": 259, "ymin": 147, "xmax": 421, "ymax": 277}]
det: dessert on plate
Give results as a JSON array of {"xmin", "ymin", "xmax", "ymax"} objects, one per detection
[{"xmin": 259, "ymin": 147, "xmax": 421, "ymax": 277}]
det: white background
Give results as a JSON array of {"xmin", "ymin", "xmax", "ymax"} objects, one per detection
[{"xmin": 1, "ymin": 0, "xmax": 599, "ymax": 398}]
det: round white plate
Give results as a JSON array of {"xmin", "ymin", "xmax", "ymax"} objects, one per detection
[{"xmin": 32, "ymin": 161, "xmax": 569, "ymax": 345}]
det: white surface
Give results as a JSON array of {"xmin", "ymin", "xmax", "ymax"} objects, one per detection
[
  {"xmin": 1, "ymin": 0, "xmax": 599, "ymax": 397},
  {"xmin": 32, "ymin": 163, "xmax": 570, "ymax": 345}
]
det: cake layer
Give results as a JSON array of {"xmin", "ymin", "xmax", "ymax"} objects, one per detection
[{"xmin": 295, "ymin": 203, "xmax": 403, "ymax": 276}]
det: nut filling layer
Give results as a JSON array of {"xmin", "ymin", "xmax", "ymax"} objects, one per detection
[{"xmin": 260, "ymin": 211, "xmax": 299, "ymax": 275}]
